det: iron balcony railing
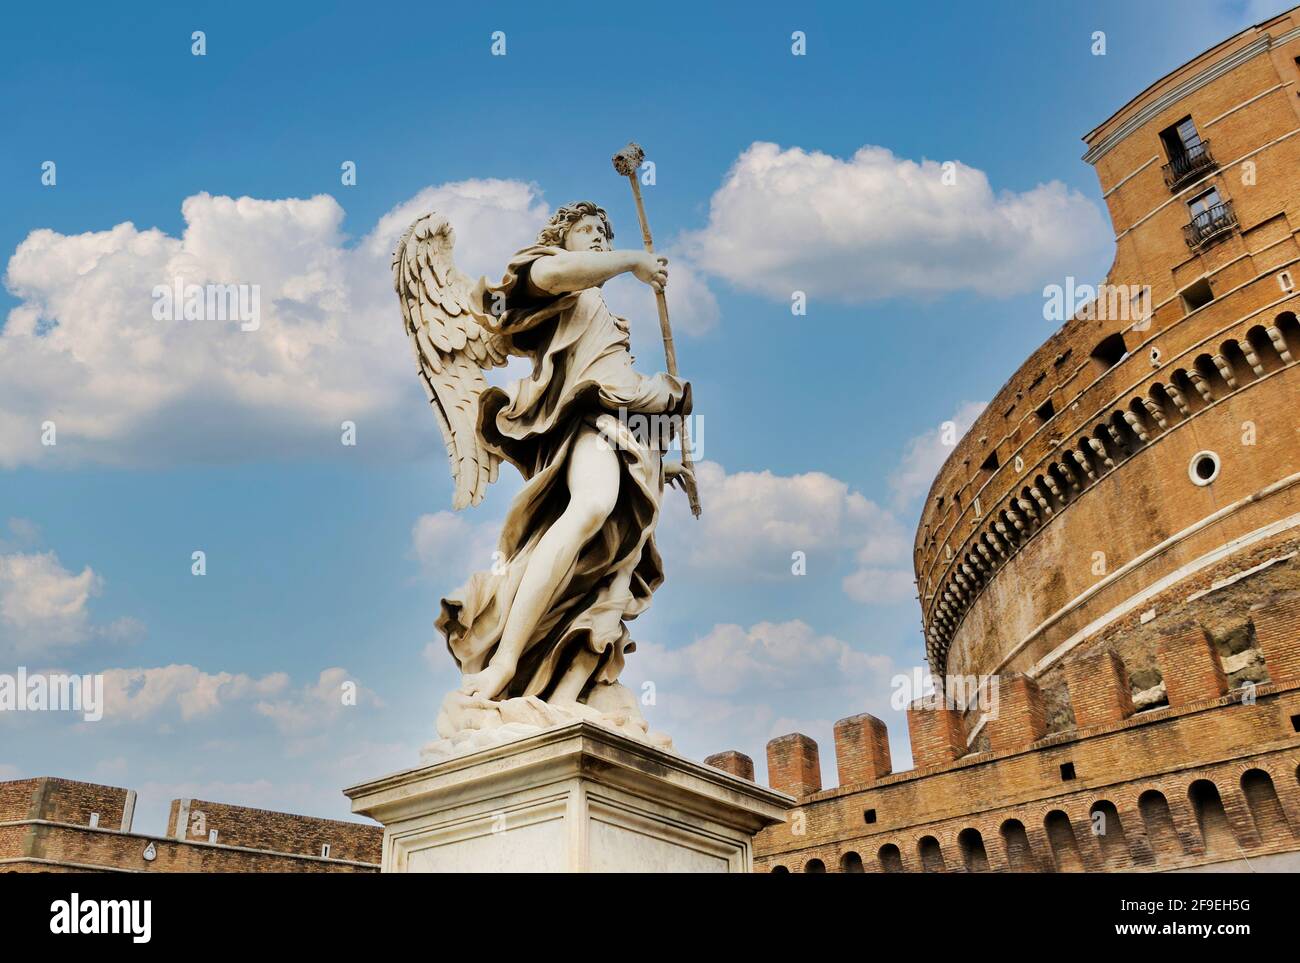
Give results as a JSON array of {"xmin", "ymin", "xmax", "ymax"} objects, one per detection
[
  {"xmin": 1162, "ymin": 140, "xmax": 1216, "ymax": 191},
  {"xmin": 1184, "ymin": 200, "xmax": 1238, "ymax": 249}
]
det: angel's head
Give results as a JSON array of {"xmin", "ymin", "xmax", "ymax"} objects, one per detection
[{"xmin": 538, "ymin": 201, "xmax": 614, "ymax": 253}]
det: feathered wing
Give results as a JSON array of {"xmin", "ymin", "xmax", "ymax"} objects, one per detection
[{"xmin": 394, "ymin": 213, "xmax": 510, "ymax": 509}]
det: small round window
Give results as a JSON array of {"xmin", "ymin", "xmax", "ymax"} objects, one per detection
[{"xmin": 1189, "ymin": 450, "xmax": 1220, "ymax": 486}]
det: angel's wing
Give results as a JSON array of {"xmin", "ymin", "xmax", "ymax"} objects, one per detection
[{"xmin": 394, "ymin": 213, "xmax": 510, "ymax": 509}]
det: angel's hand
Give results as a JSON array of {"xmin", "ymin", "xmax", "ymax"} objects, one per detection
[
  {"xmin": 665, "ymin": 461, "xmax": 694, "ymax": 493},
  {"xmin": 630, "ymin": 253, "xmax": 669, "ymax": 292}
]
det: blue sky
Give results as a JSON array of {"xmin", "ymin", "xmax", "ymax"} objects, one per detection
[{"xmin": 0, "ymin": 0, "xmax": 1280, "ymax": 831}]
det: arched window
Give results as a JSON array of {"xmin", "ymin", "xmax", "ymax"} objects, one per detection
[
  {"xmin": 1044, "ymin": 810, "xmax": 1084, "ymax": 872},
  {"xmin": 1138, "ymin": 790, "xmax": 1181, "ymax": 861},
  {"xmin": 957, "ymin": 828, "xmax": 989, "ymax": 872},
  {"xmin": 1090, "ymin": 333, "xmax": 1129, "ymax": 375},
  {"xmin": 917, "ymin": 836, "xmax": 945, "ymax": 873},
  {"xmin": 1000, "ymin": 819, "xmax": 1034, "ymax": 872},
  {"xmin": 1246, "ymin": 325, "xmax": 1283, "ymax": 373},
  {"xmin": 1276, "ymin": 311, "xmax": 1299, "ymax": 356},
  {"xmin": 1089, "ymin": 800, "xmax": 1131, "ymax": 869},
  {"xmin": 1240, "ymin": 769, "xmax": 1290, "ymax": 843},
  {"xmin": 803, "ymin": 858, "xmax": 826, "ymax": 873},
  {"xmin": 839, "ymin": 851, "xmax": 865, "ymax": 873},
  {"xmin": 878, "ymin": 843, "xmax": 904, "ymax": 873},
  {"xmin": 1188, "ymin": 780, "xmax": 1236, "ymax": 854}
]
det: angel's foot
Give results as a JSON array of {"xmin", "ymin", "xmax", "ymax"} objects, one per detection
[{"xmin": 459, "ymin": 662, "xmax": 515, "ymax": 702}]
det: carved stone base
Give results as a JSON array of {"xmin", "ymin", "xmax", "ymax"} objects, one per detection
[
  {"xmin": 425, "ymin": 683, "xmax": 671, "ymax": 762},
  {"xmin": 343, "ymin": 721, "xmax": 791, "ymax": 872}
]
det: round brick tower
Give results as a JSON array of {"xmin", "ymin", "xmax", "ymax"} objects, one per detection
[{"xmin": 914, "ymin": 9, "xmax": 1300, "ymax": 698}]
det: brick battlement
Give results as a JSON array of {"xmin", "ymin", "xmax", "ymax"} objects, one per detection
[
  {"xmin": 0, "ymin": 777, "xmax": 381, "ymax": 873},
  {"xmin": 707, "ymin": 592, "xmax": 1300, "ymax": 872}
]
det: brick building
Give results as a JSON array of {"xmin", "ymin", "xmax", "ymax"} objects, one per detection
[
  {"xmin": 709, "ymin": 7, "xmax": 1300, "ymax": 872},
  {"xmin": 0, "ymin": 777, "xmax": 381, "ymax": 872}
]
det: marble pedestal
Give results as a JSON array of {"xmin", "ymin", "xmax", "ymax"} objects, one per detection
[{"xmin": 343, "ymin": 721, "xmax": 791, "ymax": 872}]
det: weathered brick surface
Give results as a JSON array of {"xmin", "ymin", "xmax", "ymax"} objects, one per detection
[
  {"xmin": 752, "ymin": 670, "xmax": 1300, "ymax": 873},
  {"xmin": 0, "ymin": 777, "xmax": 381, "ymax": 873},
  {"xmin": 0, "ymin": 777, "xmax": 130, "ymax": 829},
  {"xmin": 1064, "ymin": 646, "xmax": 1135, "ymax": 728},
  {"xmin": 165, "ymin": 798, "xmax": 380, "ymax": 863},
  {"xmin": 986, "ymin": 674, "xmax": 1047, "ymax": 753},
  {"xmin": 833, "ymin": 713, "xmax": 892, "ymax": 786},
  {"xmin": 1252, "ymin": 593, "xmax": 1300, "ymax": 683},
  {"xmin": 766, "ymin": 733, "xmax": 821, "ymax": 797},
  {"xmin": 907, "ymin": 697, "xmax": 965, "ymax": 768},
  {"xmin": 703, "ymin": 750, "xmax": 755, "ymax": 781},
  {"xmin": 1159, "ymin": 624, "xmax": 1228, "ymax": 707},
  {"xmin": 0, "ymin": 779, "xmax": 42, "ymax": 823}
]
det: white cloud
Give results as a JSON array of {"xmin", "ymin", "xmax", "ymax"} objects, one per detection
[
  {"xmin": 410, "ymin": 510, "xmax": 501, "ymax": 583},
  {"xmin": 626, "ymin": 619, "xmax": 902, "ymax": 779},
  {"xmin": 659, "ymin": 460, "xmax": 912, "ymax": 598},
  {"xmin": 888, "ymin": 400, "xmax": 988, "ymax": 508},
  {"xmin": 0, "ymin": 549, "xmax": 141, "ymax": 658},
  {"xmin": 602, "ymin": 253, "xmax": 720, "ymax": 341},
  {"xmin": 637, "ymin": 619, "xmax": 891, "ymax": 697},
  {"xmin": 842, "ymin": 567, "xmax": 915, "ymax": 605},
  {"xmin": 97, "ymin": 663, "xmax": 380, "ymax": 734},
  {"xmin": 666, "ymin": 460, "xmax": 898, "ymax": 567},
  {"xmin": 683, "ymin": 142, "xmax": 1110, "ymax": 302},
  {"xmin": 2, "ymin": 180, "xmax": 707, "ymax": 470},
  {"xmin": 254, "ymin": 667, "xmax": 381, "ymax": 735},
  {"xmin": 100, "ymin": 664, "xmax": 290, "ymax": 722}
]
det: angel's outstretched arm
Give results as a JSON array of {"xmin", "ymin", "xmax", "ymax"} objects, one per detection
[{"xmin": 530, "ymin": 250, "xmax": 668, "ymax": 295}]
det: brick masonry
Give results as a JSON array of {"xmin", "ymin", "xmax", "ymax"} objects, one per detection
[{"xmin": 0, "ymin": 777, "xmax": 381, "ymax": 873}]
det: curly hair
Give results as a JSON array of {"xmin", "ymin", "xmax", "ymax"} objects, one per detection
[{"xmin": 537, "ymin": 200, "xmax": 614, "ymax": 247}]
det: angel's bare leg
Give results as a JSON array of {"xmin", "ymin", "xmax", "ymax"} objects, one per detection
[
  {"xmin": 550, "ymin": 648, "xmax": 601, "ymax": 706},
  {"xmin": 548, "ymin": 563, "xmax": 635, "ymax": 705},
  {"xmin": 462, "ymin": 425, "xmax": 619, "ymax": 700}
]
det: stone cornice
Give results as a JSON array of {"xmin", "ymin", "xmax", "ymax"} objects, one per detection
[{"xmin": 1083, "ymin": 35, "xmax": 1273, "ymax": 165}]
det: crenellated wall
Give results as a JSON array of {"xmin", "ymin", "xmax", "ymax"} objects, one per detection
[
  {"xmin": 0, "ymin": 777, "xmax": 382, "ymax": 873},
  {"xmin": 711, "ymin": 591, "xmax": 1300, "ymax": 872}
]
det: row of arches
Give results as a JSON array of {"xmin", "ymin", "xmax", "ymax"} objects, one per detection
[
  {"xmin": 923, "ymin": 311, "xmax": 1300, "ymax": 671},
  {"xmin": 771, "ymin": 764, "xmax": 1300, "ymax": 873}
]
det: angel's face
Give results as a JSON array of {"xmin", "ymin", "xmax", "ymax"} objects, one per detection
[{"xmin": 563, "ymin": 214, "xmax": 611, "ymax": 253}]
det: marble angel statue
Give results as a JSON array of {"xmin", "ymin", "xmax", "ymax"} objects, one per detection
[{"xmin": 394, "ymin": 201, "xmax": 695, "ymax": 755}]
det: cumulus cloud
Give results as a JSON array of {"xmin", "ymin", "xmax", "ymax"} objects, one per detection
[
  {"xmin": 1, "ymin": 179, "xmax": 716, "ymax": 470},
  {"xmin": 602, "ymin": 253, "xmax": 720, "ymax": 341},
  {"xmin": 626, "ymin": 619, "xmax": 901, "ymax": 775},
  {"xmin": 657, "ymin": 459, "xmax": 920, "ymax": 605},
  {"xmin": 254, "ymin": 666, "xmax": 381, "ymax": 735},
  {"xmin": 100, "ymin": 664, "xmax": 290, "ymax": 722},
  {"xmin": 97, "ymin": 662, "xmax": 379, "ymax": 734},
  {"xmin": 411, "ymin": 460, "xmax": 919, "ymax": 608},
  {"xmin": 637, "ymin": 619, "xmax": 891, "ymax": 697},
  {"xmin": 683, "ymin": 142, "xmax": 1110, "ymax": 302},
  {"xmin": 0, "ymin": 548, "xmax": 142, "ymax": 658},
  {"xmin": 842, "ymin": 567, "xmax": 916, "ymax": 605},
  {"xmin": 658, "ymin": 460, "xmax": 913, "ymax": 599},
  {"xmin": 888, "ymin": 400, "xmax": 988, "ymax": 509},
  {"xmin": 410, "ymin": 510, "xmax": 500, "ymax": 582}
]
